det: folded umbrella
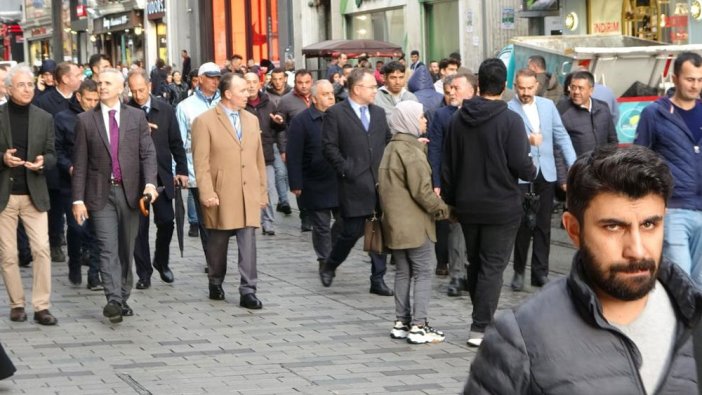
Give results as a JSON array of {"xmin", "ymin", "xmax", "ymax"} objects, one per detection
[
  {"xmin": 174, "ymin": 183, "xmax": 185, "ymax": 257},
  {"xmin": 522, "ymin": 182, "xmax": 540, "ymax": 231}
]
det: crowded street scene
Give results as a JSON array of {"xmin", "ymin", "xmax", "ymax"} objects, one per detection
[{"xmin": 2, "ymin": 0, "xmax": 702, "ymax": 393}]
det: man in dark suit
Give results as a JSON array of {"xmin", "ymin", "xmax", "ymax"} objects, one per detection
[
  {"xmin": 72, "ymin": 68, "xmax": 158, "ymax": 323},
  {"xmin": 0, "ymin": 64, "xmax": 58, "ymax": 325},
  {"xmin": 320, "ymin": 68, "xmax": 393, "ymax": 296},
  {"xmin": 127, "ymin": 69, "xmax": 188, "ymax": 289}
]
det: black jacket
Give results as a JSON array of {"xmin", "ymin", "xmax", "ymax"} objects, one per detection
[
  {"xmin": 244, "ymin": 92, "xmax": 285, "ymax": 164},
  {"xmin": 286, "ymin": 106, "xmax": 338, "ymax": 210},
  {"xmin": 441, "ymin": 96, "xmax": 535, "ymax": 224},
  {"xmin": 127, "ymin": 96, "xmax": 188, "ymax": 200},
  {"xmin": 322, "ymin": 100, "xmax": 390, "ymax": 218},
  {"xmin": 54, "ymin": 100, "xmax": 84, "ymax": 192},
  {"xmin": 35, "ymin": 88, "xmax": 73, "ymax": 190},
  {"xmin": 465, "ymin": 253, "xmax": 702, "ymax": 395}
]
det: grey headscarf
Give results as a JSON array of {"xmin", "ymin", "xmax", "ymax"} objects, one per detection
[{"xmin": 388, "ymin": 100, "xmax": 424, "ymax": 137}]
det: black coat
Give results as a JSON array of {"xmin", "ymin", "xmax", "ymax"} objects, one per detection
[
  {"xmin": 127, "ymin": 96, "xmax": 188, "ymax": 200},
  {"xmin": 244, "ymin": 92, "xmax": 285, "ymax": 164},
  {"xmin": 465, "ymin": 253, "xmax": 702, "ymax": 394},
  {"xmin": 35, "ymin": 88, "xmax": 73, "ymax": 190},
  {"xmin": 54, "ymin": 100, "xmax": 84, "ymax": 192},
  {"xmin": 322, "ymin": 100, "xmax": 390, "ymax": 217},
  {"xmin": 286, "ymin": 106, "xmax": 338, "ymax": 210}
]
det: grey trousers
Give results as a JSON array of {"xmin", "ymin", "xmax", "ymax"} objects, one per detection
[
  {"xmin": 393, "ymin": 238, "xmax": 434, "ymax": 326},
  {"xmin": 308, "ymin": 208, "xmax": 342, "ymax": 261},
  {"xmin": 90, "ymin": 185, "xmax": 139, "ymax": 305},
  {"xmin": 448, "ymin": 222, "xmax": 468, "ymax": 279},
  {"xmin": 206, "ymin": 227, "xmax": 257, "ymax": 295}
]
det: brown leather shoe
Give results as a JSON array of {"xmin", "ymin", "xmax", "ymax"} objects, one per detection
[
  {"xmin": 33, "ymin": 309, "xmax": 57, "ymax": 326},
  {"xmin": 10, "ymin": 307, "xmax": 26, "ymax": 322}
]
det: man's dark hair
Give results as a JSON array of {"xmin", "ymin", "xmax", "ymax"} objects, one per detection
[
  {"xmin": 449, "ymin": 52, "xmax": 462, "ymax": 63},
  {"xmin": 218, "ymin": 72, "xmax": 242, "ymax": 94},
  {"xmin": 188, "ymin": 69, "xmax": 199, "ymax": 79},
  {"xmin": 347, "ymin": 67, "xmax": 373, "ymax": 90},
  {"xmin": 271, "ymin": 67, "xmax": 285, "ymax": 75},
  {"xmin": 182, "ymin": 49, "xmax": 188, "ymax": 54},
  {"xmin": 231, "ymin": 54, "xmax": 243, "ymax": 62},
  {"xmin": 382, "ymin": 61, "xmax": 405, "ymax": 76},
  {"xmin": 54, "ymin": 62, "xmax": 75, "ymax": 85},
  {"xmin": 439, "ymin": 58, "xmax": 460, "ymax": 71},
  {"xmin": 88, "ymin": 54, "xmax": 109, "ymax": 70},
  {"xmin": 77, "ymin": 78, "xmax": 98, "ymax": 95},
  {"xmin": 410, "ymin": 50, "xmax": 419, "ymax": 57},
  {"xmin": 376, "ymin": 60, "xmax": 384, "ymax": 66},
  {"xmin": 567, "ymin": 145, "xmax": 673, "ymax": 224},
  {"xmin": 673, "ymin": 51, "xmax": 702, "ymax": 75},
  {"xmin": 527, "ymin": 55, "xmax": 547, "ymax": 71},
  {"xmin": 155, "ymin": 58, "xmax": 165, "ymax": 69},
  {"xmin": 342, "ymin": 64, "xmax": 353, "ymax": 71},
  {"xmin": 294, "ymin": 69, "xmax": 312, "ymax": 81},
  {"xmin": 477, "ymin": 58, "xmax": 507, "ymax": 96},
  {"xmin": 570, "ymin": 70, "xmax": 594, "ymax": 87}
]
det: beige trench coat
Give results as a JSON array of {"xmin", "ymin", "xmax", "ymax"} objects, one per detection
[{"xmin": 192, "ymin": 105, "xmax": 268, "ymax": 230}]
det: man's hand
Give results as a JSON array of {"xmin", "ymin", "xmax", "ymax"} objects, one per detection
[
  {"xmin": 203, "ymin": 194, "xmax": 219, "ymax": 208},
  {"xmin": 3, "ymin": 149, "xmax": 25, "ymax": 168},
  {"xmin": 24, "ymin": 155, "xmax": 44, "ymax": 172},
  {"xmin": 144, "ymin": 185, "xmax": 159, "ymax": 203},
  {"xmin": 174, "ymin": 175, "xmax": 189, "ymax": 187},
  {"xmin": 72, "ymin": 203, "xmax": 89, "ymax": 225},
  {"xmin": 69, "ymin": 165, "xmax": 74, "ymax": 176},
  {"xmin": 433, "ymin": 187, "xmax": 441, "ymax": 197},
  {"xmin": 147, "ymin": 122, "xmax": 159, "ymax": 133},
  {"xmin": 417, "ymin": 137, "xmax": 430, "ymax": 145},
  {"xmin": 260, "ymin": 201, "xmax": 267, "ymax": 208},
  {"xmin": 529, "ymin": 133, "xmax": 543, "ymax": 146},
  {"xmin": 280, "ymin": 152, "xmax": 287, "ymax": 163},
  {"xmin": 269, "ymin": 113, "xmax": 284, "ymax": 125},
  {"xmin": 291, "ymin": 189, "xmax": 302, "ymax": 197}
]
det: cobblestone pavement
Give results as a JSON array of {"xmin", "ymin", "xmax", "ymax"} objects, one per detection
[{"xmin": 0, "ymin": 202, "xmax": 577, "ymax": 394}]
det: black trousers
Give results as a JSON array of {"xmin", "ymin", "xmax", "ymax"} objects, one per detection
[
  {"xmin": 326, "ymin": 215, "xmax": 387, "ymax": 282},
  {"xmin": 48, "ymin": 188, "xmax": 65, "ymax": 248},
  {"xmin": 190, "ymin": 188, "xmax": 209, "ymax": 258},
  {"xmin": 133, "ymin": 192, "xmax": 175, "ymax": 281},
  {"xmin": 512, "ymin": 173, "xmax": 555, "ymax": 280},
  {"xmin": 435, "ymin": 219, "xmax": 450, "ymax": 266}
]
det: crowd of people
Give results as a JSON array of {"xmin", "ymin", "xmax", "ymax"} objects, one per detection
[{"xmin": 2, "ymin": 46, "xmax": 702, "ymax": 392}]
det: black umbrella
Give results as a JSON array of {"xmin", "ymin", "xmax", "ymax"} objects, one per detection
[
  {"xmin": 174, "ymin": 183, "xmax": 185, "ymax": 257},
  {"xmin": 522, "ymin": 182, "xmax": 540, "ymax": 231}
]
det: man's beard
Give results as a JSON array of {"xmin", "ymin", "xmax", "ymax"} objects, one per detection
[{"xmin": 580, "ymin": 241, "xmax": 658, "ymax": 301}]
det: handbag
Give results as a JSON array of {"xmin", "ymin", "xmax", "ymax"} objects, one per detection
[{"xmin": 363, "ymin": 212, "xmax": 384, "ymax": 254}]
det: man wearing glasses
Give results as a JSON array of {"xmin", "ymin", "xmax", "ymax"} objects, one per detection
[{"xmin": 320, "ymin": 68, "xmax": 393, "ymax": 297}]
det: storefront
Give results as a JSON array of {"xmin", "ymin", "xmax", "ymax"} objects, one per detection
[
  {"xmin": 210, "ymin": 0, "xmax": 280, "ymax": 66},
  {"xmin": 0, "ymin": 22, "xmax": 24, "ymax": 62},
  {"xmin": 93, "ymin": 10, "xmax": 144, "ymax": 67},
  {"xmin": 70, "ymin": 0, "xmax": 89, "ymax": 64},
  {"xmin": 146, "ymin": 0, "xmax": 168, "ymax": 63},
  {"xmin": 422, "ymin": 0, "xmax": 459, "ymax": 62},
  {"xmin": 23, "ymin": 0, "xmax": 53, "ymax": 66}
]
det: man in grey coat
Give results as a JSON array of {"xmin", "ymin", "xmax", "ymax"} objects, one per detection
[{"xmin": 465, "ymin": 145, "xmax": 702, "ymax": 394}]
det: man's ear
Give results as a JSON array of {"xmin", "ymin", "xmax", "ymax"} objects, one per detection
[{"xmin": 562, "ymin": 211, "xmax": 581, "ymax": 248}]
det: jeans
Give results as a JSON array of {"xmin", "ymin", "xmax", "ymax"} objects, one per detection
[
  {"xmin": 261, "ymin": 165, "xmax": 276, "ymax": 232},
  {"xmin": 308, "ymin": 208, "xmax": 342, "ymax": 261},
  {"xmin": 273, "ymin": 145, "xmax": 289, "ymax": 205},
  {"xmin": 326, "ymin": 215, "xmax": 387, "ymax": 282},
  {"xmin": 187, "ymin": 189, "xmax": 198, "ymax": 225},
  {"xmin": 664, "ymin": 208, "xmax": 702, "ymax": 286},
  {"xmin": 448, "ymin": 222, "xmax": 468, "ymax": 279},
  {"xmin": 393, "ymin": 238, "xmax": 434, "ymax": 325},
  {"xmin": 462, "ymin": 219, "xmax": 520, "ymax": 333}
]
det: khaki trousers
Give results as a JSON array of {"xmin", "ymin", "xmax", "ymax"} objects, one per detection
[{"xmin": 0, "ymin": 195, "xmax": 51, "ymax": 311}]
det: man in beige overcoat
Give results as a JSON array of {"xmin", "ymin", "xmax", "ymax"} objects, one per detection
[{"xmin": 192, "ymin": 73, "xmax": 268, "ymax": 309}]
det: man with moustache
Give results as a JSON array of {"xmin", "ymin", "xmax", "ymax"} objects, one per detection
[
  {"xmin": 465, "ymin": 144, "xmax": 702, "ymax": 394},
  {"xmin": 127, "ymin": 69, "xmax": 188, "ymax": 289},
  {"xmin": 72, "ymin": 68, "xmax": 158, "ymax": 323},
  {"xmin": 192, "ymin": 73, "xmax": 267, "ymax": 309},
  {"xmin": 286, "ymin": 80, "xmax": 340, "ymax": 271}
]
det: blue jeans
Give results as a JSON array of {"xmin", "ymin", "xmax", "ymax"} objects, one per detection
[
  {"xmin": 261, "ymin": 165, "xmax": 276, "ymax": 232},
  {"xmin": 187, "ymin": 189, "xmax": 198, "ymax": 225},
  {"xmin": 664, "ymin": 208, "xmax": 702, "ymax": 286},
  {"xmin": 273, "ymin": 145, "xmax": 289, "ymax": 205}
]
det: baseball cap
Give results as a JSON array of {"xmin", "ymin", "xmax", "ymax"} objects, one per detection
[
  {"xmin": 198, "ymin": 62, "xmax": 222, "ymax": 77},
  {"xmin": 39, "ymin": 59, "xmax": 57, "ymax": 74}
]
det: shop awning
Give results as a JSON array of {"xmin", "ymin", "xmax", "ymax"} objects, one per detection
[{"xmin": 302, "ymin": 39, "xmax": 403, "ymax": 58}]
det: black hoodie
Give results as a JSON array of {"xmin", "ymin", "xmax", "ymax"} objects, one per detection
[{"xmin": 440, "ymin": 96, "xmax": 536, "ymax": 224}]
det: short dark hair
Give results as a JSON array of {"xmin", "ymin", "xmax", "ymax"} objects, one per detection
[
  {"xmin": 382, "ymin": 61, "xmax": 405, "ymax": 76},
  {"xmin": 271, "ymin": 67, "xmax": 285, "ymax": 75},
  {"xmin": 342, "ymin": 64, "xmax": 353, "ymax": 71},
  {"xmin": 188, "ymin": 69, "xmax": 199, "ymax": 79},
  {"xmin": 55, "ymin": 62, "xmax": 75, "ymax": 85},
  {"xmin": 77, "ymin": 78, "xmax": 98, "ymax": 95},
  {"xmin": 89, "ymin": 54, "xmax": 109, "ymax": 70},
  {"xmin": 155, "ymin": 58, "xmax": 165, "ymax": 68},
  {"xmin": 347, "ymin": 67, "xmax": 373, "ymax": 90},
  {"xmin": 410, "ymin": 50, "xmax": 419, "ymax": 57},
  {"xmin": 673, "ymin": 51, "xmax": 702, "ymax": 75},
  {"xmin": 527, "ymin": 55, "xmax": 547, "ymax": 71},
  {"xmin": 439, "ymin": 58, "xmax": 460, "ymax": 71},
  {"xmin": 218, "ymin": 72, "xmax": 242, "ymax": 94},
  {"xmin": 478, "ymin": 58, "xmax": 507, "ymax": 96},
  {"xmin": 231, "ymin": 54, "xmax": 243, "ymax": 61},
  {"xmin": 449, "ymin": 52, "xmax": 462, "ymax": 63},
  {"xmin": 570, "ymin": 70, "xmax": 594, "ymax": 87},
  {"xmin": 567, "ymin": 144, "xmax": 673, "ymax": 224},
  {"xmin": 294, "ymin": 69, "xmax": 312, "ymax": 81}
]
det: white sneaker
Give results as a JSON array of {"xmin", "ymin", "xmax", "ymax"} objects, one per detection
[
  {"xmin": 467, "ymin": 331, "xmax": 484, "ymax": 347},
  {"xmin": 390, "ymin": 320, "xmax": 410, "ymax": 339},
  {"xmin": 407, "ymin": 323, "xmax": 445, "ymax": 344}
]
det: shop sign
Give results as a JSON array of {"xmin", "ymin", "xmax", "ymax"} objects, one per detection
[
  {"xmin": 147, "ymin": 0, "xmax": 166, "ymax": 20},
  {"xmin": 76, "ymin": 4, "xmax": 87, "ymax": 18},
  {"xmin": 589, "ymin": 0, "xmax": 622, "ymax": 35},
  {"xmin": 104, "ymin": 15, "xmax": 129, "ymax": 30}
]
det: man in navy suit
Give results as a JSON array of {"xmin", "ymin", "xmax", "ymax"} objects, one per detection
[
  {"xmin": 507, "ymin": 68, "xmax": 576, "ymax": 290},
  {"xmin": 320, "ymin": 68, "xmax": 393, "ymax": 296}
]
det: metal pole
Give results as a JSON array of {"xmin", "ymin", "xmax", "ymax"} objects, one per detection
[{"xmin": 51, "ymin": 0, "xmax": 64, "ymax": 61}]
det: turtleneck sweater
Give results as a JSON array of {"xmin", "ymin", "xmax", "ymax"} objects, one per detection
[{"xmin": 7, "ymin": 100, "xmax": 30, "ymax": 195}]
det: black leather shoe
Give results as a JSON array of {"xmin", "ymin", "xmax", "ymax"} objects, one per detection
[
  {"xmin": 447, "ymin": 277, "xmax": 464, "ymax": 297},
  {"xmin": 301, "ymin": 224, "xmax": 313, "ymax": 232},
  {"xmin": 370, "ymin": 281, "xmax": 394, "ymax": 296},
  {"xmin": 121, "ymin": 303, "xmax": 134, "ymax": 317},
  {"xmin": 10, "ymin": 307, "xmax": 27, "ymax": 322},
  {"xmin": 239, "ymin": 293, "xmax": 263, "ymax": 309},
  {"xmin": 209, "ymin": 284, "xmax": 225, "ymax": 300},
  {"xmin": 33, "ymin": 309, "xmax": 58, "ymax": 326},
  {"xmin": 276, "ymin": 203, "xmax": 292, "ymax": 215},
  {"xmin": 135, "ymin": 279, "xmax": 150, "ymax": 290},
  {"xmin": 319, "ymin": 269, "xmax": 335, "ymax": 287},
  {"xmin": 103, "ymin": 301, "xmax": 123, "ymax": 323},
  {"xmin": 531, "ymin": 275, "xmax": 549, "ymax": 287},
  {"xmin": 511, "ymin": 272, "xmax": 525, "ymax": 292},
  {"xmin": 153, "ymin": 263, "xmax": 174, "ymax": 283}
]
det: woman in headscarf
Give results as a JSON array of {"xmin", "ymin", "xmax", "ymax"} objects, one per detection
[{"xmin": 378, "ymin": 100, "xmax": 450, "ymax": 344}]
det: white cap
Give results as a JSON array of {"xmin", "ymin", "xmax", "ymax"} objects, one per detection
[{"xmin": 198, "ymin": 62, "xmax": 222, "ymax": 77}]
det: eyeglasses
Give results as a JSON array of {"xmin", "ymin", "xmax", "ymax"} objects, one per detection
[
  {"xmin": 358, "ymin": 84, "xmax": 378, "ymax": 90},
  {"xmin": 12, "ymin": 82, "xmax": 35, "ymax": 89}
]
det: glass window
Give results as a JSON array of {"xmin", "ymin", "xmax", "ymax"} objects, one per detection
[
  {"xmin": 424, "ymin": 1, "xmax": 459, "ymax": 62},
  {"xmin": 346, "ymin": 8, "xmax": 404, "ymax": 45}
]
